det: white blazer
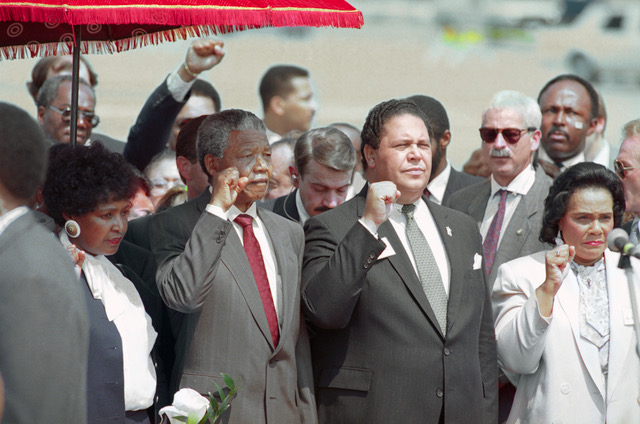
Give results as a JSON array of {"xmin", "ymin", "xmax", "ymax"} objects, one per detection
[{"xmin": 492, "ymin": 249, "xmax": 640, "ymax": 424}]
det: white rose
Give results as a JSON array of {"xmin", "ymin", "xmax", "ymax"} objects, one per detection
[{"xmin": 159, "ymin": 388, "xmax": 210, "ymax": 424}]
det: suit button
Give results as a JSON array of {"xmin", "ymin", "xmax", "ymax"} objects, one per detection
[
  {"xmin": 436, "ymin": 388, "xmax": 444, "ymax": 398},
  {"xmin": 363, "ymin": 263, "xmax": 369, "ymax": 269},
  {"xmin": 369, "ymin": 253, "xmax": 376, "ymax": 259},
  {"xmin": 443, "ymin": 348, "xmax": 450, "ymax": 356},
  {"xmin": 560, "ymin": 383, "xmax": 571, "ymax": 395},
  {"xmin": 269, "ymin": 359, "xmax": 277, "ymax": 368}
]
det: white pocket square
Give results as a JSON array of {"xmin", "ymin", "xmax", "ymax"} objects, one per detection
[
  {"xmin": 473, "ymin": 253, "xmax": 482, "ymax": 270},
  {"xmin": 377, "ymin": 237, "xmax": 396, "ymax": 260}
]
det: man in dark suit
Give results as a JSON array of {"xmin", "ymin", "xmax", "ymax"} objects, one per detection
[
  {"xmin": 0, "ymin": 102, "xmax": 89, "ymax": 423},
  {"xmin": 407, "ymin": 95, "xmax": 484, "ymax": 205},
  {"xmin": 261, "ymin": 127, "xmax": 356, "ymax": 224},
  {"xmin": 302, "ymin": 99, "xmax": 497, "ymax": 424},
  {"xmin": 151, "ymin": 109, "xmax": 317, "ymax": 423}
]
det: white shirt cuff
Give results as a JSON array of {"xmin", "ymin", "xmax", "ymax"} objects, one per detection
[
  {"xmin": 358, "ymin": 218, "xmax": 379, "ymax": 239},
  {"xmin": 167, "ymin": 69, "xmax": 197, "ymax": 102},
  {"xmin": 205, "ymin": 203, "xmax": 228, "ymax": 220}
]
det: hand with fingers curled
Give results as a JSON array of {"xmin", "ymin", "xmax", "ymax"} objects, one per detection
[
  {"xmin": 180, "ymin": 38, "xmax": 225, "ymax": 81},
  {"xmin": 209, "ymin": 166, "xmax": 249, "ymax": 212},
  {"xmin": 361, "ymin": 181, "xmax": 401, "ymax": 231},
  {"xmin": 536, "ymin": 244, "xmax": 576, "ymax": 317}
]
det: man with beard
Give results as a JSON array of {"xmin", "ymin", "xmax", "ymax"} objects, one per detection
[
  {"xmin": 407, "ymin": 95, "xmax": 484, "ymax": 204},
  {"xmin": 261, "ymin": 127, "xmax": 356, "ymax": 223},
  {"xmin": 536, "ymin": 74, "xmax": 599, "ymax": 178},
  {"xmin": 446, "ymin": 90, "xmax": 552, "ymax": 422}
]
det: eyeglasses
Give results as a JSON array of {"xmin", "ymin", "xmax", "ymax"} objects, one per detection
[
  {"xmin": 48, "ymin": 105, "xmax": 100, "ymax": 127},
  {"xmin": 614, "ymin": 159, "xmax": 640, "ymax": 179},
  {"xmin": 479, "ymin": 127, "xmax": 536, "ymax": 144}
]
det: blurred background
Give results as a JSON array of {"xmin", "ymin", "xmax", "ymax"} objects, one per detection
[{"xmin": 1, "ymin": 0, "xmax": 638, "ymax": 168}]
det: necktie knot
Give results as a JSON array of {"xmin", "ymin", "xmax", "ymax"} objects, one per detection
[
  {"xmin": 402, "ymin": 203, "xmax": 416, "ymax": 220},
  {"xmin": 234, "ymin": 214, "xmax": 253, "ymax": 228}
]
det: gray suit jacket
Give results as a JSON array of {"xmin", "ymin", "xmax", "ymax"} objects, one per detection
[
  {"xmin": 446, "ymin": 166, "xmax": 553, "ymax": 286},
  {"xmin": 0, "ymin": 211, "xmax": 89, "ymax": 423},
  {"xmin": 441, "ymin": 168, "xmax": 485, "ymax": 205},
  {"xmin": 302, "ymin": 190, "xmax": 498, "ymax": 424},
  {"xmin": 151, "ymin": 190, "xmax": 317, "ymax": 424}
]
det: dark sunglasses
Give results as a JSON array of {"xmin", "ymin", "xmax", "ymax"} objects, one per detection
[
  {"xmin": 479, "ymin": 127, "xmax": 536, "ymax": 144},
  {"xmin": 614, "ymin": 159, "xmax": 640, "ymax": 179},
  {"xmin": 48, "ymin": 105, "xmax": 100, "ymax": 127}
]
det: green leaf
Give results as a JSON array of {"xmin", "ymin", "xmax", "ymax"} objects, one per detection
[
  {"xmin": 173, "ymin": 415, "xmax": 189, "ymax": 423},
  {"xmin": 222, "ymin": 373, "xmax": 235, "ymax": 390}
]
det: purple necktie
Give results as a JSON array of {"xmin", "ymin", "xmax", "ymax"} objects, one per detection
[
  {"xmin": 483, "ymin": 190, "xmax": 508, "ymax": 275},
  {"xmin": 234, "ymin": 214, "xmax": 279, "ymax": 346}
]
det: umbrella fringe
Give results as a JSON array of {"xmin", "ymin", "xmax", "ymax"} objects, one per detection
[
  {"xmin": 0, "ymin": 25, "xmax": 235, "ymax": 59},
  {"xmin": 270, "ymin": 10, "xmax": 363, "ymax": 28}
]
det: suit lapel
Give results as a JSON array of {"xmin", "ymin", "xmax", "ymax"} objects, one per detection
[
  {"xmin": 259, "ymin": 210, "xmax": 297, "ymax": 352},
  {"xmin": 221, "ymin": 225, "xmax": 276, "ymax": 349},
  {"xmin": 467, "ymin": 181, "xmax": 491, "ymax": 223},
  {"xmin": 283, "ymin": 189, "xmax": 300, "ymax": 223},
  {"xmin": 556, "ymin": 270, "xmax": 605, "ymax": 397},
  {"xmin": 604, "ymin": 250, "xmax": 634, "ymax": 403}
]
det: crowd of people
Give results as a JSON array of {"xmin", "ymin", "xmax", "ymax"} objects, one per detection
[{"xmin": 1, "ymin": 36, "xmax": 640, "ymax": 424}]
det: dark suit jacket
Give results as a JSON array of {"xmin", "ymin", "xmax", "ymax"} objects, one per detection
[
  {"xmin": 302, "ymin": 190, "xmax": 498, "ymax": 424},
  {"xmin": 441, "ymin": 168, "xmax": 485, "ymax": 205},
  {"xmin": 92, "ymin": 132, "xmax": 126, "ymax": 154},
  {"xmin": 259, "ymin": 189, "xmax": 300, "ymax": 223},
  {"xmin": 150, "ymin": 190, "xmax": 317, "ymax": 424},
  {"xmin": 124, "ymin": 77, "xmax": 187, "ymax": 171},
  {"xmin": 0, "ymin": 211, "xmax": 89, "ymax": 423},
  {"xmin": 446, "ymin": 166, "xmax": 553, "ymax": 286}
]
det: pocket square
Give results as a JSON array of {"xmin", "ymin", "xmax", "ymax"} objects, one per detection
[
  {"xmin": 377, "ymin": 237, "xmax": 396, "ymax": 260},
  {"xmin": 473, "ymin": 253, "xmax": 482, "ymax": 270}
]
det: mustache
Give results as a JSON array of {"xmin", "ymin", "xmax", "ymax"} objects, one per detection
[
  {"xmin": 546, "ymin": 125, "xmax": 569, "ymax": 139},
  {"xmin": 489, "ymin": 149, "xmax": 512, "ymax": 158},
  {"xmin": 314, "ymin": 206, "xmax": 332, "ymax": 213}
]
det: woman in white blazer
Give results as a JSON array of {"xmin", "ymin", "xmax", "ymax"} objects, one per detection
[{"xmin": 493, "ymin": 162, "xmax": 640, "ymax": 424}]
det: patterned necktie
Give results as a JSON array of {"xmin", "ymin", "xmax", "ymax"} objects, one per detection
[
  {"xmin": 234, "ymin": 214, "xmax": 279, "ymax": 346},
  {"xmin": 483, "ymin": 189, "xmax": 508, "ymax": 275},
  {"xmin": 402, "ymin": 204, "xmax": 448, "ymax": 335}
]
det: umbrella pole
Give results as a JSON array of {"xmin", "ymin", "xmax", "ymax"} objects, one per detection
[{"xmin": 70, "ymin": 25, "xmax": 81, "ymax": 148}]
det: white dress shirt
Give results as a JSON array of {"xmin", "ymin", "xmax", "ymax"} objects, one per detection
[
  {"xmin": 426, "ymin": 162, "xmax": 452, "ymax": 205},
  {"xmin": 205, "ymin": 202, "xmax": 280, "ymax": 318},
  {"xmin": 480, "ymin": 165, "xmax": 536, "ymax": 247},
  {"xmin": 295, "ymin": 189, "xmax": 311, "ymax": 225}
]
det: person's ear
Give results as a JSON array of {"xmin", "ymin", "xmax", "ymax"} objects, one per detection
[
  {"xmin": 176, "ymin": 156, "xmax": 193, "ymax": 182},
  {"xmin": 203, "ymin": 154, "xmax": 218, "ymax": 178},
  {"xmin": 439, "ymin": 130, "xmax": 451, "ymax": 151},
  {"xmin": 290, "ymin": 165, "xmax": 300, "ymax": 188},
  {"xmin": 37, "ymin": 105, "xmax": 46, "ymax": 125},
  {"xmin": 363, "ymin": 144, "xmax": 376, "ymax": 169},
  {"xmin": 269, "ymin": 96, "xmax": 286, "ymax": 117}
]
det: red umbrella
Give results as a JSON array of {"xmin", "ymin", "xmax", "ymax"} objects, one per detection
[{"xmin": 0, "ymin": 0, "xmax": 363, "ymax": 144}]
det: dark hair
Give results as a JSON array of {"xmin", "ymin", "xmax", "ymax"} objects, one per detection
[
  {"xmin": 36, "ymin": 74, "xmax": 95, "ymax": 109},
  {"xmin": 196, "ymin": 109, "xmax": 266, "ymax": 179},
  {"xmin": 539, "ymin": 162, "xmax": 625, "ymax": 244},
  {"xmin": 192, "ymin": 80, "xmax": 221, "ymax": 112},
  {"xmin": 537, "ymin": 74, "xmax": 599, "ymax": 120},
  {"xmin": 0, "ymin": 103, "xmax": 47, "ymax": 201},
  {"xmin": 360, "ymin": 99, "xmax": 432, "ymax": 170},
  {"xmin": 259, "ymin": 65, "xmax": 309, "ymax": 111},
  {"xmin": 176, "ymin": 115, "xmax": 209, "ymax": 161},
  {"xmin": 42, "ymin": 142, "xmax": 137, "ymax": 225},
  {"xmin": 27, "ymin": 56, "xmax": 98, "ymax": 103},
  {"xmin": 406, "ymin": 95, "xmax": 449, "ymax": 141},
  {"xmin": 294, "ymin": 127, "xmax": 356, "ymax": 177}
]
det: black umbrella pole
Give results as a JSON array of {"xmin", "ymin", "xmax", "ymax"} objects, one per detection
[{"xmin": 70, "ymin": 25, "xmax": 81, "ymax": 148}]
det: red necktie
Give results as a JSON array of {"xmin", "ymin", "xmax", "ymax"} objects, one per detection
[
  {"xmin": 483, "ymin": 190, "xmax": 508, "ymax": 275},
  {"xmin": 234, "ymin": 214, "xmax": 279, "ymax": 346}
]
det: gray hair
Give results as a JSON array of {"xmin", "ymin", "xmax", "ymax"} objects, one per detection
[
  {"xmin": 196, "ymin": 109, "xmax": 266, "ymax": 178},
  {"xmin": 622, "ymin": 119, "xmax": 640, "ymax": 139},
  {"xmin": 295, "ymin": 127, "xmax": 356, "ymax": 177},
  {"xmin": 482, "ymin": 90, "xmax": 541, "ymax": 129},
  {"xmin": 36, "ymin": 74, "xmax": 95, "ymax": 108}
]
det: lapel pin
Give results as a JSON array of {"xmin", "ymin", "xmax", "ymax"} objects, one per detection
[
  {"xmin": 446, "ymin": 226, "xmax": 453, "ymax": 237},
  {"xmin": 516, "ymin": 229, "xmax": 523, "ymax": 236}
]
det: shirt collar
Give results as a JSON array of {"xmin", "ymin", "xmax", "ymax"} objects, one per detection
[
  {"xmin": 227, "ymin": 202, "xmax": 259, "ymax": 222},
  {"xmin": 0, "ymin": 206, "xmax": 28, "ymax": 237},
  {"xmin": 490, "ymin": 164, "xmax": 536, "ymax": 197},
  {"xmin": 426, "ymin": 162, "xmax": 451, "ymax": 204},
  {"xmin": 295, "ymin": 189, "xmax": 311, "ymax": 224}
]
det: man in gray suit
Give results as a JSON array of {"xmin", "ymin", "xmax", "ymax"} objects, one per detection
[
  {"xmin": 407, "ymin": 95, "xmax": 484, "ymax": 205},
  {"xmin": 151, "ymin": 109, "xmax": 317, "ymax": 423},
  {"xmin": 0, "ymin": 103, "xmax": 89, "ymax": 423},
  {"xmin": 446, "ymin": 90, "xmax": 552, "ymax": 422},
  {"xmin": 447, "ymin": 90, "xmax": 552, "ymax": 286},
  {"xmin": 303, "ymin": 99, "xmax": 497, "ymax": 424}
]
